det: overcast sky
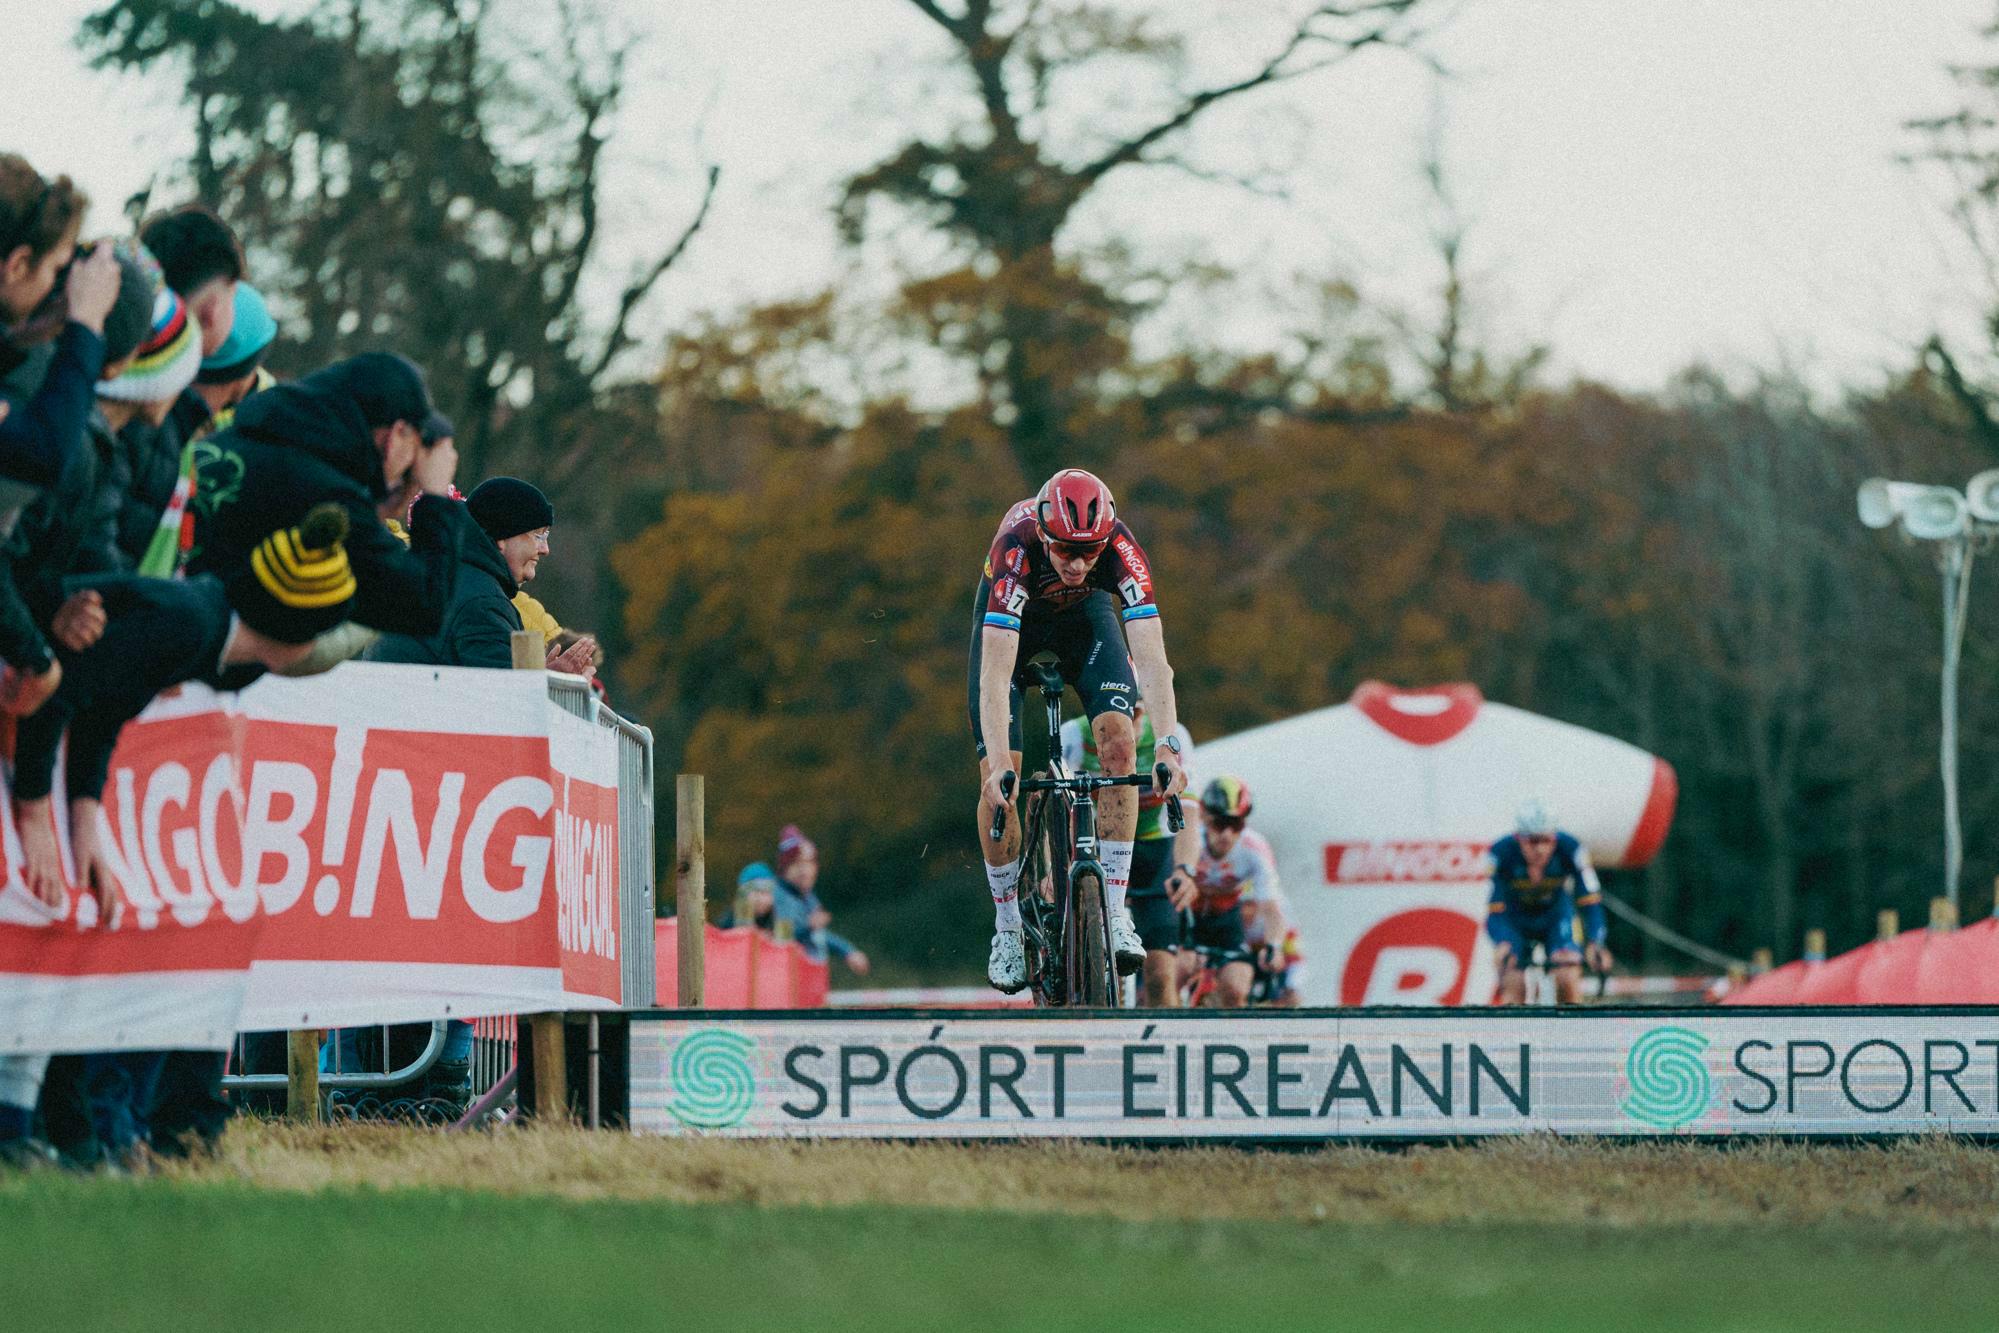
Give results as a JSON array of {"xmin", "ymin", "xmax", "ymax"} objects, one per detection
[{"xmin": 8, "ymin": 0, "xmax": 1996, "ymax": 395}]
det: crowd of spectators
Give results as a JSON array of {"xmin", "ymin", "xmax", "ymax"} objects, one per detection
[{"xmin": 0, "ymin": 150, "xmax": 601, "ymax": 1169}]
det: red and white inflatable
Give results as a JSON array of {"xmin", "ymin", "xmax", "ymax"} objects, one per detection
[{"xmin": 1193, "ymin": 682, "xmax": 1676, "ymax": 1006}]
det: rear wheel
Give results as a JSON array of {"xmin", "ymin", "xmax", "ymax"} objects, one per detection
[{"xmin": 1071, "ymin": 863, "xmax": 1116, "ymax": 1007}]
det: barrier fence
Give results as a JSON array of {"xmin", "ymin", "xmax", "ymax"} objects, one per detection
[
  {"xmin": 0, "ymin": 656, "xmax": 660, "ymax": 1120},
  {"xmin": 629, "ymin": 1006, "xmax": 1999, "ymax": 1141}
]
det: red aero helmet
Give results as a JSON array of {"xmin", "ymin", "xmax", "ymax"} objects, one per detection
[{"xmin": 1035, "ymin": 469, "xmax": 1118, "ymax": 546}]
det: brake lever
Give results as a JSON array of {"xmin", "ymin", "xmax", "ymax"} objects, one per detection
[{"xmin": 1156, "ymin": 763, "xmax": 1184, "ymax": 834}]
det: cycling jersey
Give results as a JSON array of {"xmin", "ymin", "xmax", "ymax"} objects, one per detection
[
  {"xmin": 1192, "ymin": 827, "xmax": 1277, "ymax": 916},
  {"xmin": 1060, "ymin": 713, "xmax": 1193, "ymax": 842},
  {"xmin": 978, "ymin": 498, "xmax": 1159, "ymax": 632},
  {"xmin": 1488, "ymin": 831, "xmax": 1607, "ymax": 946},
  {"xmin": 1242, "ymin": 880, "xmax": 1293, "ymax": 949}
]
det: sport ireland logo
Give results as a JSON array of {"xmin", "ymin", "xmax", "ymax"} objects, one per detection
[
  {"xmin": 666, "ymin": 1028, "xmax": 758, "ymax": 1129},
  {"xmin": 1620, "ymin": 1025, "xmax": 1713, "ymax": 1130}
]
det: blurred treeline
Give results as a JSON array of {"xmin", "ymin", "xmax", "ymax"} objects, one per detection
[{"xmin": 78, "ymin": 0, "xmax": 1999, "ymax": 974}]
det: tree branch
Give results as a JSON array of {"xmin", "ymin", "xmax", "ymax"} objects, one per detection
[
  {"xmin": 586, "ymin": 163, "xmax": 721, "ymax": 386},
  {"xmin": 1926, "ymin": 334, "xmax": 1999, "ymax": 456},
  {"xmin": 1074, "ymin": 1, "xmax": 1428, "ymax": 186}
]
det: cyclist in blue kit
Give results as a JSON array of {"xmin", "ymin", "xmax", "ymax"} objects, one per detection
[{"xmin": 1487, "ymin": 799, "xmax": 1613, "ymax": 1005}]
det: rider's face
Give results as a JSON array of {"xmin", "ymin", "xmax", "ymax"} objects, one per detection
[
  {"xmin": 1520, "ymin": 832, "xmax": 1555, "ymax": 867},
  {"xmin": 1204, "ymin": 813, "xmax": 1242, "ymax": 855},
  {"xmin": 1044, "ymin": 536, "xmax": 1104, "ymax": 587}
]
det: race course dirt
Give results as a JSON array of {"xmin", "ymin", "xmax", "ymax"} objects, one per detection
[{"xmin": 163, "ymin": 1118, "xmax": 1999, "ymax": 1229}]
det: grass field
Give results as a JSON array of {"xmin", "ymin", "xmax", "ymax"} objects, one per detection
[{"xmin": 6, "ymin": 1123, "xmax": 1998, "ymax": 1331}]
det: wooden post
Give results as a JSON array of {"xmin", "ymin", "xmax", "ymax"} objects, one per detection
[
  {"xmin": 529, "ymin": 1014, "xmax": 567, "ymax": 1121},
  {"xmin": 676, "ymin": 775, "xmax": 705, "ymax": 1007},
  {"xmin": 514, "ymin": 630, "xmax": 565, "ymax": 1119},
  {"xmin": 1750, "ymin": 947, "xmax": 1773, "ymax": 975},
  {"xmin": 1803, "ymin": 928, "xmax": 1826, "ymax": 963},
  {"xmin": 1930, "ymin": 897, "xmax": 1959, "ymax": 931},
  {"xmin": 1877, "ymin": 909, "xmax": 1899, "ymax": 941},
  {"xmin": 286, "ymin": 1029, "xmax": 322, "ymax": 1123}
]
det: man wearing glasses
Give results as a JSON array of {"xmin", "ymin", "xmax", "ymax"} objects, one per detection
[
  {"xmin": 1182, "ymin": 775, "xmax": 1282, "ymax": 1009},
  {"xmin": 971, "ymin": 468, "xmax": 1189, "ymax": 994},
  {"xmin": 1486, "ymin": 800, "xmax": 1613, "ymax": 1005}
]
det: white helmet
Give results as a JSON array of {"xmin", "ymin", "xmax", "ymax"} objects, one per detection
[{"xmin": 1514, "ymin": 799, "xmax": 1556, "ymax": 837}]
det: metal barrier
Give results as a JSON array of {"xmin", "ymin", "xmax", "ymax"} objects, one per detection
[
  {"xmin": 225, "ymin": 1021, "xmax": 449, "ymax": 1092},
  {"xmin": 548, "ymin": 672, "xmax": 658, "ymax": 1009}
]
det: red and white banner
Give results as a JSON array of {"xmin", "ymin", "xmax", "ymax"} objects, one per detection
[
  {"xmin": 0, "ymin": 663, "xmax": 625, "ymax": 1054},
  {"xmin": 1196, "ymin": 682, "xmax": 1677, "ymax": 1007}
]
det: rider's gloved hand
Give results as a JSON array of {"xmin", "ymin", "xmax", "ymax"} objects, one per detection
[
  {"xmin": 1151, "ymin": 745, "xmax": 1187, "ymax": 797},
  {"xmin": 1164, "ymin": 865, "xmax": 1197, "ymax": 912},
  {"xmin": 1585, "ymin": 941, "xmax": 1614, "ymax": 975},
  {"xmin": 982, "ymin": 767, "xmax": 1015, "ymax": 819}
]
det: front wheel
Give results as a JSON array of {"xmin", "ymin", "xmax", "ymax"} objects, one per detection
[{"xmin": 1070, "ymin": 863, "xmax": 1117, "ymax": 1007}]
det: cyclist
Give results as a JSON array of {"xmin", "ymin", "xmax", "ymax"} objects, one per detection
[
  {"xmin": 1179, "ymin": 776, "xmax": 1278, "ymax": 1009},
  {"xmin": 1062, "ymin": 699, "xmax": 1199, "ymax": 1005},
  {"xmin": 973, "ymin": 468, "xmax": 1189, "ymax": 993},
  {"xmin": 1487, "ymin": 799, "xmax": 1613, "ymax": 1005}
]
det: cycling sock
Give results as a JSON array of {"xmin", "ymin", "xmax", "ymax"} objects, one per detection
[
  {"xmin": 985, "ymin": 860, "xmax": 1022, "ymax": 932},
  {"xmin": 1101, "ymin": 839, "xmax": 1134, "ymax": 917}
]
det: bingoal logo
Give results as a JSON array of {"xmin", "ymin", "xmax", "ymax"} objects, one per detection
[{"xmin": 1339, "ymin": 908, "xmax": 1482, "ymax": 1005}]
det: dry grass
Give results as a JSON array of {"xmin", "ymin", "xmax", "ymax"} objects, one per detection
[{"xmin": 161, "ymin": 1118, "xmax": 1999, "ymax": 1230}]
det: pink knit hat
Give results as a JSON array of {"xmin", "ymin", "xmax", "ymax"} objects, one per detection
[{"xmin": 776, "ymin": 824, "xmax": 817, "ymax": 868}]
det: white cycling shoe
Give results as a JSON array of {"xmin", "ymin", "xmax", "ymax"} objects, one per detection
[
  {"xmin": 1111, "ymin": 909, "xmax": 1145, "ymax": 976},
  {"xmin": 988, "ymin": 928, "xmax": 1029, "ymax": 994}
]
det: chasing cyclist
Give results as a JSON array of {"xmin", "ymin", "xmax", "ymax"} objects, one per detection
[
  {"xmin": 973, "ymin": 469, "xmax": 1189, "ymax": 994},
  {"xmin": 1487, "ymin": 799, "xmax": 1613, "ymax": 1005},
  {"xmin": 1062, "ymin": 699, "xmax": 1199, "ymax": 1005},
  {"xmin": 1180, "ymin": 776, "xmax": 1280, "ymax": 1009}
]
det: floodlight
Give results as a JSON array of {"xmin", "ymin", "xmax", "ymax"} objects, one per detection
[
  {"xmin": 1901, "ymin": 486, "xmax": 1970, "ymax": 541},
  {"xmin": 1967, "ymin": 469, "xmax": 1999, "ymax": 524}
]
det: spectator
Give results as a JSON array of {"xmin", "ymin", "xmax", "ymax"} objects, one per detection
[
  {"xmin": 13, "ymin": 243, "xmax": 202, "ymax": 905},
  {"xmin": 0, "ymin": 156, "xmax": 119, "ymax": 541},
  {"xmin": 366, "ymin": 476, "xmax": 596, "ymax": 674},
  {"xmin": 770, "ymin": 825, "xmax": 870, "ymax": 976},
  {"xmin": 115, "ymin": 281, "xmax": 277, "ymax": 574},
  {"xmin": 139, "ymin": 204, "xmax": 243, "ymax": 359},
  {"xmin": 721, "ymin": 862, "xmax": 779, "ymax": 932},
  {"xmin": 185, "ymin": 351, "xmax": 474, "ymax": 657},
  {"xmin": 0, "ymin": 235, "xmax": 151, "ymax": 723}
]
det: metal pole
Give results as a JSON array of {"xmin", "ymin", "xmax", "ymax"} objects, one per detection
[{"xmin": 1941, "ymin": 541, "xmax": 1969, "ymax": 914}]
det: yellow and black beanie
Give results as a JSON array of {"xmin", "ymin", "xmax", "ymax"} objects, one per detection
[{"xmin": 227, "ymin": 503, "xmax": 357, "ymax": 643}]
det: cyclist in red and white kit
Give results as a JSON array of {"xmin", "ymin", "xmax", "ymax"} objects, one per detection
[{"xmin": 972, "ymin": 469, "xmax": 1189, "ymax": 993}]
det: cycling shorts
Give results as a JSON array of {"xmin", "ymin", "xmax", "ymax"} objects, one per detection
[
  {"xmin": 1487, "ymin": 904, "xmax": 1581, "ymax": 966},
  {"xmin": 968, "ymin": 588, "xmax": 1137, "ymax": 759},
  {"xmin": 1189, "ymin": 904, "xmax": 1247, "ymax": 959}
]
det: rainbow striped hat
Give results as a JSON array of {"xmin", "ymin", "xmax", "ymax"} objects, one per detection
[{"xmin": 98, "ymin": 258, "xmax": 202, "ymax": 404}]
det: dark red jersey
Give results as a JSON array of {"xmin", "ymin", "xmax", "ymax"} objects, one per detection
[{"xmin": 978, "ymin": 498, "xmax": 1160, "ymax": 631}]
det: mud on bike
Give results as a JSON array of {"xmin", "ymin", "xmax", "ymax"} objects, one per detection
[{"xmin": 990, "ymin": 655, "xmax": 1183, "ymax": 1008}]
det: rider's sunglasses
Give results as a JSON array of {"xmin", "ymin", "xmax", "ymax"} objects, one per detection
[
  {"xmin": 1046, "ymin": 538, "xmax": 1107, "ymax": 561},
  {"xmin": 1208, "ymin": 815, "xmax": 1245, "ymax": 832}
]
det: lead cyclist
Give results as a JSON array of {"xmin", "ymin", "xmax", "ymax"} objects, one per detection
[{"xmin": 971, "ymin": 469, "xmax": 1190, "ymax": 993}]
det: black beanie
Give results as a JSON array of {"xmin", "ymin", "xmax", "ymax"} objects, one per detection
[
  {"xmin": 227, "ymin": 503, "xmax": 357, "ymax": 643},
  {"xmin": 100, "ymin": 243, "xmax": 162, "ymax": 367},
  {"xmin": 315, "ymin": 351, "xmax": 434, "ymax": 431},
  {"xmin": 467, "ymin": 477, "xmax": 553, "ymax": 541}
]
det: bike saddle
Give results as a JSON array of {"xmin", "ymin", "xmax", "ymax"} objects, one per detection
[{"xmin": 1025, "ymin": 650, "xmax": 1064, "ymax": 695}]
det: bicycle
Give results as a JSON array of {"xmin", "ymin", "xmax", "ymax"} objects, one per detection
[
  {"xmin": 990, "ymin": 655, "xmax": 1183, "ymax": 1008},
  {"xmin": 1179, "ymin": 939, "xmax": 1255, "ymax": 1008}
]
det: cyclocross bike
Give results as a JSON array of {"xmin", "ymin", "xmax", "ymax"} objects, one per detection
[{"xmin": 991, "ymin": 654, "xmax": 1183, "ymax": 1008}]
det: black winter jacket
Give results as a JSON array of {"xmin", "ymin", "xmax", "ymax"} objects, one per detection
[
  {"xmin": 108, "ymin": 387, "xmax": 209, "ymax": 568},
  {"xmin": 0, "ymin": 407, "xmax": 122, "ymax": 674},
  {"xmin": 186, "ymin": 370, "xmax": 471, "ymax": 638},
  {"xmin": 366, "ymin": 526, "xmax": 522, "ymax": 668}
]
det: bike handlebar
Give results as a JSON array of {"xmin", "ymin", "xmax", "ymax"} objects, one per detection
[{"xmin": 988, "ymin": 771, "xmax": 1016, "ymax": 842}]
